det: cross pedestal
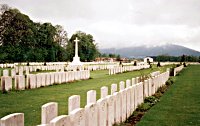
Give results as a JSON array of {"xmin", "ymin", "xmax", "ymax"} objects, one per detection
[{"xmin": 71, "ymin": 37, "xmax": 82, "ymax": 66}]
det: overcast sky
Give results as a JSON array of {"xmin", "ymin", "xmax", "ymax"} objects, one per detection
[{"xmin": 1, "ymin": 0, "xmax": 200, "ymax": 51}]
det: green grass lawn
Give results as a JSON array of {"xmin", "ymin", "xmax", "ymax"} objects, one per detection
[
  {"xmin": 0, "ymin": 65, "xmax": 170, "ymax": 126},
  {"xmin": 136, "ymin": 65, "xmax": 200, "ymax": 126}
]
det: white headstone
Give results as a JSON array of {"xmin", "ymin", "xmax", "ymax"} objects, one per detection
[
  {"xmin": 46, "ymin": 74, "xmax": 51, "ymax": 86},
  {"xmin": 25, "ymin": 66, "xmax": 29, "ymax": 75},
  {"xmin": 41, "ymin": 74, "xmax": 46, "ymax": 87},
  {"xmin": 101, "ymin": 86, "xmax": 108, "ymax": 98},
  {"xmin": 36, "ymin": 74, "xmax": 42, "ymax": 88},
  {"xmin": 111, "ymin": 84, "xmax": 117, "ymax": 95},
  {"xmin": 29, "ymin": 66, "xmax": 33, "ymax": 72},
  {"xmin": 54, "ymin": 73, "xmax": 59, "ymax": 84},
  {"xmin": 126, "ymin": 88, "xmax": 131, "ymax": 117},
  {"xmin": 14, "ymin": 75, "xmax": 25, "ymax": 90},
  {"xmin": 61, "ymin": 72, "xmax": 66, "ymax": 83},
  {"xmin": 68, "ymin": 72, "xmax": 72, "ymax": 82},
  {"xmin": 119, "ymin": 81, "xmax": 125, "ymax": 91},
  {"xmin": 132, "ymin": 78, "xmax": 136, "ymax": 85},
  {"xmin": 87, "ymin": 90, "xmax": 96, "ymax": 105},
  {"xmin": 136, "ymin": 77, "xmax": 140, "ymax": 83},
  {"xmin": 68, "ymin": 95, "xmax": 80, "ymax": 114},
  {"xmin": 106, "ymin": 95, "xmax": 115, "ymax": 126},
  {"xmin": 50, "ymin": 115, "xmax": 71, "ymax": 126},
  {"xmin": 74, "ymin": 72, "xmax": 78, "ymax": 80},
  {"xmin": 130, "ymin": 86, "xmax": 135, "ymax": 113},
  {"xmin": 50, "ymin": 73, "xmax": 55, "ymax": 85},
  {"xmin": 41, "ymin": 102, "xmax": 58, "ymax": 124},
  {"xmin": 135, "ymin": 83, "xmax": 140, "ymax": 106},
  {"xmin": 144, "ymin": 80, "xmax": 149, "ymax": 98},
  {"xmin": 97, "ymin": 98, "xmax": 107, "ymax": 126},
  {"xmin": 11, "ymin": 69, "xmax": 16, "ymax": 78},
  {"xmin": 3, "ymin": 69, "xmax": 9, "ymax": 76},
  {"xmin": 126, "ymin": 79, "xmax": 131, "ymax": 88},
  {"xmin": 65, "ymin": 72, "xmax": 69, "ymax": 82},
  {"xmin": 19, "ymin": 66, "xmax": 23, "ymax": 75},
  {"xmin": 70, "ymin": 108, "xmax": 85, "ymax": 126},
  {"xmin": 30, "ymin": 74, "xmax": 37, "ymax": 89},
  {"xmin": 138, "ymin": 82, "xmax": 144, "ymax": 105},
  {"xmin": 120, "ymin": 90, "xmax": 126, "ymax": 122},
  {"xmin": 71, "ymin": 72, "xmax": 75, "ymax": 81},
  {"xmin": 58, "ymin": 73, "xmax": 62, "ymax": 84},
  {"xmin": 113, "ymin": 92, "xmax": 121, "ymax": 124},
  {"xmin": 85, "ymin": 103, "xmax": 98, "ymax": 126},
  {"xmin": 1, "ymin": 76, "xmax": 12, "ymax": 92},
  {"xmin": 0, "ymin": 113, "xmax": 24, "ymax": 126},
  {"xmin": 15, "ymin": 67, "xmax": 19, "ymax": 74}
]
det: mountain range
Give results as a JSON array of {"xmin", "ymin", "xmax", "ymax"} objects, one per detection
[{"xmin": 100, "ymin": 44, "xmax": 200, "ymax": 58}]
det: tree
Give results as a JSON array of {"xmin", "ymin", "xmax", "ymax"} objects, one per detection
[
  {"xmin": 116, "ymin": 54, "xmax": 121, "ymax": 61},
  {"xmin": 0, "ymin": 5, "xmax": 68, "ymax": 62},
  {"xmin": 199, "ymin": 56, "xmax": 200, "ymax": 63},
  {"xmin": 67, "ymin": 31, "xmax": 99, "ymax": 62},
  {"xmin": 147, "ymin": 58, "xmax": 150, "ymax": 65},
  {"xmin": 54, "ymin": 25, "xmax": 68, "ymax": 48},
  {"xmin": 181, "ymin": 54, "xmax": 186, "ymax": 62},
  {"xmin": 0, "ymin": 7, "xmax": 36, "ymax": 62},
  {"xmin": 157, "ymin": 62, "xmax": 161, "ymax": 67}
]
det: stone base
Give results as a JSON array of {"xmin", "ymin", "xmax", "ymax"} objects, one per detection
[{"xmin": 71, "ymin": 56, "xmax": 82, "ymax": 66}]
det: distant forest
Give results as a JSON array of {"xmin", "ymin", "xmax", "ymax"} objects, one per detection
[{"xmin": 152, "ymin": 55, "xmax": 200, "ymax": 62}]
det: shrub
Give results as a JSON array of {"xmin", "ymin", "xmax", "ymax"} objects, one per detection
[
  {"xmin": 157, "ymin": 62, "xmax": 161, "ymax": 67},
  {"xmin": 153, "ymin": 92, "xmax": 163, "ymax": 99},
  {"xmin": 170, "ymin": 68, "xmax": 175, "ymax": 76},
  {"xmin": 144, "ymin": 96, "xmax": 159, "ymax": 106},
  {"xmin": 176, "ymin": 64, "xmax": 181, "ymax": 67},
  {"xmin": 134, "ymin": 61, "xmax": 137, "ymax": 66},
  {"xmin": 183, "ymin": 62, "xmax": 187, "ymax": 67},
  {"xmin": 137, "ymin": 103, "xmax": 151, "ymax": 112},
  {"xmin": 36, "ymin": 69, "xmax": 40, "ymax": 72},
  {"xmin": 168, "ymin": 77, "xmax": 174, "ymax": 84},
  {"xmin": 158, "ymin": 85, "xmax": 168, "ymax": 94},
  {"xmin": 166, "ymin": 80, "xmax": 172, "ymax": 86}
]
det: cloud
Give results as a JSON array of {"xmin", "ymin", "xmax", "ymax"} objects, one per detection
[
  {"xmin": 1, "ymin": 0, "xmax": 200, "ymax": 51},
  {"xmin": 86, "ymin": 21, "xmax": 200, "ymax": 48}
]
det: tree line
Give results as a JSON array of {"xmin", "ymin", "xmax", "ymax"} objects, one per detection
[
  {"xmin": 152, "ymin": 55, "xmax": 200, "ymax": 62},
  {"xmin": 0, "ymin": 4, "xmax": 99, "ymax": 63}
]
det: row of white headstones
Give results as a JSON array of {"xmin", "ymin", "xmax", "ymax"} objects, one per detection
[
  {"xmin": 0, "ymin": 65, "xmax": 65, "ymax": 77},
  {"xmin": 0, "ymin": 70, "xmax": 90, "ymax": 92},
  {"xmin": 0, "ymin": 64, "xmax": 119, "ymax": 77},
  {"xmin": 0, "ymin": 70, "xmax": 170, "ymax": 126},
  {"xmin": 174, "ymin": 65, "xmax": 184, "ymax": 76},
  {"xmin": 109, "ymin": 65, "xmax": 150, "ymax": 75},
  {"xmin": 0, "ymin": 63, "xmax": 153, "ymax": 92}
]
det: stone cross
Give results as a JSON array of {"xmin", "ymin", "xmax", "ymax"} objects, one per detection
[{"xmin": 74, "ymin": 37, "xmax": 79, "ymax": 57}]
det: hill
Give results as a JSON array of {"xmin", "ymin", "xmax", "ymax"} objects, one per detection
[{"xmin": 100, "ymin": 44, "xmax": 200, "ymax": 58}]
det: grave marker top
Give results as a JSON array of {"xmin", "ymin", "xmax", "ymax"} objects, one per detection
[{"xmin": 68, "ymin": 95, "xmax": 80, "ymax": 114}]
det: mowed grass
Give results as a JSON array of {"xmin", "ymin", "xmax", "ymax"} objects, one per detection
[
  {"xmin": 137, "ymin": 65, "xmax": 200, "ymax": 126},
  {"xmin": 0, "ymin": 65, "xmax": 170, "ymax": 126}
]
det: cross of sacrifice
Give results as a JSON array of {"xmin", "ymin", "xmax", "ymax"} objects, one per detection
[{"xmin": 74, "ymin": 37, "xmax": 79, "ymax": 57}]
